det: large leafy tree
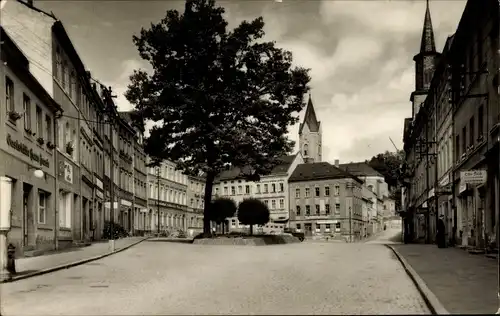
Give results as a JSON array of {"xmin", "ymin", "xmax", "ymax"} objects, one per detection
[
  {"xmin": 125, "ymin": 0, "xmax": 310, "ymax": 236},
  {"xmin": 237, "ymin": 198, "xmax": 270, "ymax": 236},
  {"xmin": 367, "ymin": 150, "xmax": 405, "ymax": 211}
]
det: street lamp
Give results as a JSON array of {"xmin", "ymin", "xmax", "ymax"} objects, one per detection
[{"xmin": 0, "ymin": 176, "xmax": 13, "ymax": 281}]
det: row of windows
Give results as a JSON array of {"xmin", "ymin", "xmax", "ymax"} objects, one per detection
[
  {"xmin": 455, "ymin": 104, "xmax": 485, "ymax": 161},
  {"xmin": 296, "ymin": 204, "xmax": 340, "ymax": 216},
  {"xmin": 150, "ymin": 166, "xmax": 188, "ymax": 185},
  {"xmin": 149, "ymin": 183, "xmax": 187, "ymax": 205},
  {"xmin": 295, "ymin": 185, "xmax": 340, "ymax": 198},
  {"xmin": 296, "ymin": 223, "xmax": 341, "ymax": 231},
  {"xmin": 5, "ymin": 76, "xmax": 54, "ymax": 143}
]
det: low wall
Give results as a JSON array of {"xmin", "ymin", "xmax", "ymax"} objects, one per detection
[{"xmin": 193, "ymin": 234, "xmax": 300, "ymax": 246}]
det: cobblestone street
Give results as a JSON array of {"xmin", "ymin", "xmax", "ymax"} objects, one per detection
[
  {"xmin": 392, "ymin": 244, "xmax": 499, "ymax": 314},
  {"xmin": 1, "ymin": 241, "xmax": 429, "ymax": 315}
]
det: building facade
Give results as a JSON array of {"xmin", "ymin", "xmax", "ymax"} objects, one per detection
[
  {"xmin": 1, "ymin": 27, "xmax": 62, "ymax": 255},
  {"xmin": 402, "ymin": 0, "xmax": 500, "ymax": 251},
  {"xmin": 288, "ymin": 162, "xmax": 364, "ymax": 241},
  {"xmin": 213, "ymin": 154, "xmax": 304, "ymax": 233},
  {"xmin": 147, "ymin": 160, "xmax": 189, "ymax": 233},
  {"xmin": 186, "ymin": 175, "xmax": 205, "ymax": 237}
]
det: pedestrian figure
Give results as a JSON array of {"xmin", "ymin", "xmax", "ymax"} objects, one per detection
[{"xmin": 436, "ymin": 214, "xmax": 446, "ymax": 248}]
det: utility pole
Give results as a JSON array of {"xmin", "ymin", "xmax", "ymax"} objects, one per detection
[
  {"xmin": 157, "ymin": 165, "xmax": 160, "ymax": 234},
  {"xmin": 106, "ymin": 86, "xmax": 116, "ymax": 251}
]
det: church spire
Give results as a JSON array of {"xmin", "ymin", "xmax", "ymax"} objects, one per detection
[
  {"xmin": 299, "ymin": 93, "xmax": 320, "ymax": 135},
  {"xmin": 420, "ymin": 0, "xmax": 436, "ymax": 53}
]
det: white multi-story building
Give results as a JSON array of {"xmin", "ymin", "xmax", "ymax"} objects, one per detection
[
  {"xmin": 213, "ymin": 153, "xmax": 304, "ymax": 232},
  {"xmin": 147, "ymin": 159, "xmax": 189, "ymax": 232}
]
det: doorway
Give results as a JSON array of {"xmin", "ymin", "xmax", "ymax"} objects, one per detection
[{"xmin": 22, "ymin": 183, "xmax": 32, "ymax": 247}]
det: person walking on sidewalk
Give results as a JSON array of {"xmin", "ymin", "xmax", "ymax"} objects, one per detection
[{"xmin": 436, "ymin": 214, "xmax": 446, "ymax": 248}]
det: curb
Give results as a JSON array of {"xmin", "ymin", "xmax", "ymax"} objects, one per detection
[
  {"xmin": 1, "ymin": 237, "xmax": 149, "ymax": 284},
  {"xmin": 385, "ymin": 244, "xmax": 449, "ymax": 315}
]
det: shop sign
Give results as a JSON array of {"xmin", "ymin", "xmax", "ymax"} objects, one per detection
[
  {"xmin": 460, "ymin": 170, "xmax": 487, "ymax": 185},
  {"xmin": 6, "ymin": 134, "xmax": 50, "ymax": 168},
  {"xmin": 459, "ymin": 182, "xmax": 467, "ymax": 193}
]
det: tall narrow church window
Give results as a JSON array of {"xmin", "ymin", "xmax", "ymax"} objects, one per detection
[{"xmin": 304, "ymin": 144, "xmax": 308, "ymax": 157}]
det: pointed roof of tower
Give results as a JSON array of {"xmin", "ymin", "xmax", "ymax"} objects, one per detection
[
  {"xmin": 419, "ymin": 0, "xmax": 436, "ymax": 53},
  {"xmin": 299, "ymin": 93, "xmax": 320, "ymax": 135}
]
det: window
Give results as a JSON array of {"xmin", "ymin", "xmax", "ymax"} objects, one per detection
[
  {"xmin": 325, "ymin": 224, "xmax": 331, "ymax": 232},
  {"xmin": 279, "ymin": 183, "xmax": 284, "ymax": 193},
  {"xmin": 215, "ymin": 188, "xmax": 219, "ymax": 195},
  {"xmin": 325, "ymin": 186, "xmax": 330, "ymax": 196},
  {"xmin": 335, "ymin": 203, "xmax": 340, "ymax": 214},
  {"xmin": 455, "ymin": 135, "xmax": 460, "ymax": 160},
  {"xmin": 23, "ymin": 94, "xmax": 31, "ymax": 131},
  {"xmin": 238, "ymin": 185, "xmax": 242, "ymax": 194},
  {"xmin": 305, "ymin": 188, "xmax": 310, "ymax": 197},
  {"xmin": 256, "ymin": 184, "xmax": 261, "ymax": 194},
  {"xmin": 296, "ymin": 224, "xmax": 301, "ymax": 230},
  {"xmin": 271, "ymin": 200, "xmax": 276, "ymax": 209},
  {"xmin": 45, "ymin": 115, "xmax": 52, "ymax": 142},
  {"xmin": 231, "ymin": 186, "xmax": 235, "ymax": 195},
  {"xmin": 264, "ymin": 184, "xmax": 268, "ymax": 193},
  {"xmin": 462, "ymin": 127, "xmax": 466, "ymax": 153},
  {"xmin": 295, "ymin": 188, "xmax": 300, "ymax": 198},
  {"xmin": 335, "ymin": 222, "xmax": 341, "ymax": 230},
  {"xmin": 69, "ymin": 71, "xmax": 75, "ymax": 98},
  {"xmin": 469, "ymin": 116, "xmax": 475, "ymax": 146},
  {"xmin": 334, "ymin": 185, "xmax": 340, "ymax": 196},
  {"xmin": 5, "ymin": 76, "xmax": 14, "ymax": 114},
  {"xmin": 38, "ymin": 191, "xmax": 47, "ymax": 224},
  {"xmin": 62, "ymin": 61, "xmax": 67, "ymax": 89},
  {"xmin": 304, "ymin": 144, "xmax": 308, "ymax": 156},
  {"xmin": 478, "ymin": 105, "xmax": 484, "ymax": 140},
  {"xmin": 325, "ymin": 204, "xmax": 330, "ymax": 215},
  {"xmin": 315, "ymin": 187, "xmax": 320, "ymax": 197},
  {"xmin": 36, "ymin": 106, "xmax": 43, "ymax": 136},
  {"xmin": 296, "ymin": 205, "xmax": 301, "ymax": 215},
  {"xmin": 264, "ymin": 200, "xmax": 269, "ymax": 206},
  {"xmin": 245, "ymin": 185, "xmax": 250, "ymax": 194},
  {"xmin": 279, "ymin": 199, "xmax": 284, "ymax": 209},
  {"xmin": 315, "ymin": 223, "xmax": 320, "ymax": 232},
  {"xmin": 305, "ymin": 205, "xmax": 311, "ymax": 215},
  {"xmin": 224, "ymin": 187, "xmax": 228, "ymax": 195},
  {"xmin": 315, "ymin": 204, "xmax": 320, "ymax": 215}
]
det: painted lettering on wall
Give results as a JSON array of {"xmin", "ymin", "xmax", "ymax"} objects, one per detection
[{"xmin": 6, "ymin": 134, "xmax": 50, "ymax": 167}]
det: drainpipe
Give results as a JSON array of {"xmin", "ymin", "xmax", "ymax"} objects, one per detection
[{"xmin": 53, "ymin": 112, "xmax": 60, "ymax": 250}]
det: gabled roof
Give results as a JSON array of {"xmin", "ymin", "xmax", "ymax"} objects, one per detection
[
  {"xmin": 298, "ymin": 94, "xmax": 320, "ymax": 134},
  {"xmin": 288, "ymin": 162, "xmax": 363, "ymax": 183},
  {"xmin": 215, "ymin": 155, "xmax": 297, "ymax": 182},
  {"xmin": 338, "ymin": 162, "xmax": 383, "ymax": 178}
]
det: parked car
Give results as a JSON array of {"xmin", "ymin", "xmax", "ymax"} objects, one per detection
[{"xmin": 284, "ymin": 228, "xmax": 305, "ymax": 242}]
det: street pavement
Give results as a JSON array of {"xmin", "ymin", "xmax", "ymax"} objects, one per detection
[
  {"xmin": 12, "ymin": 237, "xmax": 146, "ymax": 277},
  {"xmin": 0, "ymin": 237, "xmax": 429, "ymax": 315},
  {"xmin": 392, "ymin": 243, "xmax": 499, "ymax": 314}
]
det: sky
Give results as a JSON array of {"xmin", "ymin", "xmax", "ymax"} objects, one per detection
[{"xmin": 7, "ymin": 0, "xmax": 467, "ymax": 163}]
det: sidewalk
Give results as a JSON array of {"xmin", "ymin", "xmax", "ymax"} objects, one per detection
[
  {"xmin": 8, "ymin": 237, "xmax": 147, "ymax": 282},
  {"xmin": 391, "ymin": 244, "xmax": 499, "ymax": 314}
]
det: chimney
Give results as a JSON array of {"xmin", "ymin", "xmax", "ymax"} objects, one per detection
[{"xmin": 334, "ymin": 159, "xmax": 339, "ymax": 167}]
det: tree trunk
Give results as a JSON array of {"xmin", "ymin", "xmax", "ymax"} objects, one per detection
[
  {"xmin": 250, "ymin": 224, "xmax": 253, "ymax": 236},
  {"xmin": 203, "ymin": 172, "xmax": 216, "ymax": 236}
]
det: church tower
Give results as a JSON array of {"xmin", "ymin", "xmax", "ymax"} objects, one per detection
[
  {"xmin": 299, "ymin": 94, "xmax": 322, "ymax": 163},
  {"xmin": 410, "ymin": 0, "xmax": 441, "ymax": 119}
]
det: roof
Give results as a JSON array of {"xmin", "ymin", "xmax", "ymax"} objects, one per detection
[
  {"xmin": 1, "ymin": 26, "xmax": 62, "ymax": 114},
  {"xmin": 338, "ymin": 162, "xmax": 383, "ymax": 178},
  {"xmin": 419, "ymin": 0, "xmax": 436, "ymax": 53},
  {"xmin": 216, "ymin": 155, "xmax": 297, "ymax": 182},
  {"xmin": 298, "ymin": 94, "xmax": 320, "ymax": 134},
  {"xmin": 288, "ymin": 162, "xmax": 363, "ymax": 183}
]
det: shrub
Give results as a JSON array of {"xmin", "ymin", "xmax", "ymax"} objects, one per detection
[
  {"xmin": 102, "ymin": 221, "xmax": 129, "ymax": 239},
  {"xmin": 208, "ymin": 197, "xmax": 237, "ymax": 233},
  {"xmin": 237, "ymin": 198, "xmax": 270, "ymax": 235}
]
